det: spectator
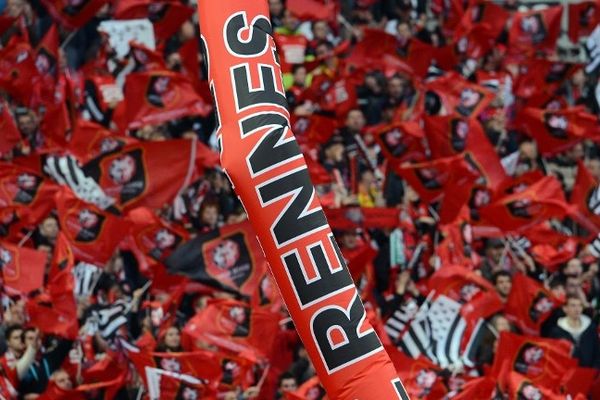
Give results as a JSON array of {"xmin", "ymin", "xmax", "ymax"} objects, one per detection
[
  {"xmin": 493, "ymin": 271, "xmax": 513, "ymax": 303},
  {"xmin": 547, "ymin": 295, "xmax": 600, "ymax": 368}
]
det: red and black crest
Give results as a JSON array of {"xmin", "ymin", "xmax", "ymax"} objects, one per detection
[
  {"xmin": 514, "ymin": 343, "xmax": 546, "ymax": 377},
  {"xmin": 507, "ymin": 198, "xmax": 541, "ymax": 219},
  {"xmin": 4, "ymin": 172, "xmax": 43, "ymax": 205},
  {"xmin": 203, "ymin": 231, "xmax": 255, "ymax": 290},
  {"xmin": 517, "ymin": 381, "xmax": 543, "ymax": 400},
  {"xmin": 217, "ymin": 305, "xmax": 251, "ymax": 338},
  {"xmin": 520, "ymin": 13, "xmax": 548, "ymax": 44},
  {"xmin": 65, "ymin": 208, "xmax": 106, "ymax": 243},
  {"xmin": 449, "ymin": 118, "xmax": 469, "ymax": 152},
  {"xmin": 528, "ymin": 292, "xmax": 554, "ymax": 322},
  {"xmin": 86, "ymin": 148, "xmax": 147, "ymax": 207},
  {"xmin": 456, "ymin": 88, "xmax": 483, "ymax": 117}
]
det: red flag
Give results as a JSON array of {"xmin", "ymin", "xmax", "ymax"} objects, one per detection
[
  {"xmin": 293, "ymin": 114, "xmax": 339, "ymax": 146},
  {"xmin": 387, "ymin": 347, "xmax": 447, "ymax": 399},
  {"xmin": 0, "ymin": 242, "xmax": 46, "ymax": 294},
  {"xmin": 165, "ymin": 220, "xmax": 268, "ymax": 298},
  {"xmin": 444, "ymin": 376, "xmax": 496, "ymax": 399},
  {"xmin": 320, "ymin": 78, "xmax": 358, "ymax": 118},
  {"xmin": 81, "ymin": 139, "xmax": 200, "ymax": 211},
  {"xmin": 373, "ymin": 121, "xmax": 425, "ymax": 164},
  {"xmin": 0, "ymin": 164, "xmax": 59, "ymax": 225},
  {"xmin": 68, "ymin": 119, "xmax": 137, "ymax": 163},
  {"xmin": 125, "ymin": 207, "xmax": 189, "ymax": 273},
  {"xmin": 491, "ymin": 331, "xmax": 575, "ymax": 392},
  {"xmin": 396, "ymin": 154, "xmax": 479, "ymax": 223},
  {"xmin": 35, "ymin": 25, "xmax": 59, "ymax": 80},
  {"xmin": 513, "ymin": 60, "xmax": 576, "ymax": 105},
  {"xmin": 561, "ymin": 367, "xmax": 599, "ymax": 398},
  {"xmin": 325, "ymin": 207, "xmax": 401, "ymax": 231},
  {"xmin": 515, "ymin": 107, "xmax": 600, "ymax": 156},
  {"xmin": 123, "ymin": 70, "xmax": 212, "ymax": 130},
  {"xmin": 0, "ymin": 38, "xmax": 38, "ymax": 106},
  {"xmin": 56, "ymin": 189, "xmax": 127, "ymax": 264},
  {"xmin": 128, "ymin": 42, "xmax": 167, "ymax": 72},
  {"xmin": 426, "ymin": 72, "xmax": 494, "ymax": 118},
  {"xmin": 568, "ymin": 1, "xmax": 600, "ymax": 42},
  {"xmin": 0, "ymin": 102, "xmax": 22, "ymax": 156},
  {"xmin": 114, "ymin": 0, "xmax": 194, "ymax": 39},
  {"xmin": 345, "ymin": 28, "xmax": 401, "ymax": 73},
  {"xmin": 571, "ymin": 160, "xmax": 600, "ymax": 236},
  {"xmin": 40, "ymin": 0, "xmax": 108, "ymax": 29},
  {"xmin": 287, "ymin": 0, "xmax": 336, "ymax": 22},
  {"xmin": 500, "ymin": 370, "xmax": 569, "ymax": 400},
  {"xmin": 424, "ymin": 115, "xmax": 506, "ymax": 188},
  {"xmin": 406, "ymin": 40, "xmax": 457, "ymax": 77},
  {"xmin": 183, "ymin": 299, "xmax": 280, "ymax": 358},
  {"xmin": 478, "ymin": 176, "xmax": 571, "ymax": 233},
  {"xmin": 508, "ymin": 6, "xmax": 562, "ymax": 55},
  {"xmin": 505, "ymin": 273, "xmax": 560, "ymax": 335},
  {"xmin": 453, "ymin": 2, "xmax": 510, "ymax": 58}
]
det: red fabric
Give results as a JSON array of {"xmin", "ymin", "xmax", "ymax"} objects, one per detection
[
  {"xmin": 387, "ymin": 347, "xmax": 447, "ymax": 400},
  {"xmin": 508, "ymin": 6, "xmax": 563, "ymax": 56},
  {"xmin": 504, "ymin": 273, "xmax": 561, "ymax": 335},
  {"xmin": 453, "ymin": 2, "xmax": 510, "ymax": 58},
  {"xmin": 325, "ymin": 207, "xmax": 401, "ymax": 230},
  {"xmin": 491, "ymin": 332, "xmax": 576, "ymax": 392},
  {"xmin": 424, "ymin": 115, "xmax": 506, "ymax": 188},
  {"xmin": 273, "ymin": 33, "xmax": 309, "ymax": 74},
  {"xmin": 373, "ymin": 121, "xmax": 425, "ymax": 164},
  {"xmin": 81, "ymin": 139, "xmax": 200, "ymax": 211},
  {"xmin": 56, "ymin": 188, "xmax": 127, "ymax": 264},
  {"xmin": 515, "ymin": 107, "xmax": 600, "ymax": 156},
  {"xmin": 0, "ymin": 38, "xmax": 37, "ymax": 106},
  {"xmin": 0, "ymin": 102, "xmax": 22, "ymax": 156},
  {"xmin": 286, "ymin": 0, "xmax": 336, "ymax": 22},
  {"xmin": 40, "ymin": 0, "xmax": 108, "ymax": 29},
  {"xmin": 68, "ymin": 119, "xmax": 137, "ymax": 163},
  {"xmin": 478, "ymin": 176, "xmax": 571, "ymax": 233},
  {"xmin": 183, "ymin": 299, "xmax": 280, "ymax": 359},
  {"xmin": 113, "ymin": 0, "xmax": 194, "ymax": 39},
  {"xmin": 122, "ymin": 70, "xmax": 212, "ymax": 130},
  {"xmin": 0, "ymin": 242, "xmax": 46, "ymax": 294},
  {"xmin": 568, "ymin": 1, "xmax": 600, "ymax": 42},
  {"xmin": 426, "ymin": 72, "xmax": 494, "ymax": 118},
  {"xmin": 0, "ymin": 163, "xmax": 59, "ymax": 226}
]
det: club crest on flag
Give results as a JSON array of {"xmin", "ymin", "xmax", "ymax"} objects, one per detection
[
  {"xmin": 10, "ymin": 173, "xmax": 42, "ymax": 204},
  {"xmin": 517, "ymin": 381, "xmax": 543, "ymax": 400},
  {"xmin": 159, "ymin": 357, "xmax": 181, "ymax": 373},
  {"xmin": 203, "ymin": 231, "xmax": 254, "ymax": 289},
  {"xmin": 514, "ymin": 344, "xmax": 546, "ymax": 377},
  {"xmin": 528, "ymin": 292, "xmax": 554, "ymax": 322},
  {"xmin": 99, "ymin": 137, "xmax": 125, "ymax": 154},
  {"xmin": 98, "ymin": 148, "xmax": 147, "ymax": 205},
  {"xmin": 65, "ymin": 208, "xmax": 105, "ymax": 242},
  {"xmin": 415, "ymin": 369, "xmax": 437, "ymax": 397},
  {"xmin": 543, "ymin": 114, "xmax": 568, "ymax": 139},
  {"xmin": 35, "ymin": 47, "xmax": 56, "ymax": 76},
  {"xmin": 147, "ymin": 228, "xmax": 181, "ymax": 260},
  {"xmin": 457, "ymin": 88, "xmax": 483, "ymax": 116},
  {"xmin": 507, "ymin": 198, "xmax": 542, "ymax": 219},
  {"xmin": 449, "ymin": 118, "xmax": 469, "ymax": 152},
  {"xmin": 520, "ymin": 14, "xmax": 547, "ymax": 44},
  {"xmin": 220, "ymin": 359, "xmax": 241, "ymax": 386},
  {"xmin": 416, "ymin": 168, "xmax": 442, "ymax": 189},
  {"xmin": 217, "ymin": 305, "xmax": 251, "ymax": 338},
  {"xmin": 146, "ymin": 75, "xmax": 179, "ymax": 108}
]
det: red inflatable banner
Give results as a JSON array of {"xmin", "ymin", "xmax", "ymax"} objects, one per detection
[{"xmin": 197, "ymin": 1, "xmax": 408, "ymax": 398}]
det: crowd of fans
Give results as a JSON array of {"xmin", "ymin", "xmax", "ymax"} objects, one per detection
[{"xmin": 0, "ymin": 0, "xmax": 600, "ymax": 399}]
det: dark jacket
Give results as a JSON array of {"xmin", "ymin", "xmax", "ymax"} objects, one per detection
[{"xmin": 547, "ymin": 317, "xmax": 600, "ymax": 368}]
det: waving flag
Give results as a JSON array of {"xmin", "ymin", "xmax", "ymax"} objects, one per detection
[
  {"xmin": 508, "ymin": 6, "xmax": 563, "ymax": 55},
  {"xmin": 165, "ymin": 221, "xmax": 267, "ymax": 297},
  {"xmin": 505, "ymin": 273, "xmax": 560, "ymax": 335},
  {"xmin": 114, "ymin": 0, "xmax": 194, "ymax": 39},
  {"xmin": 0, "ymin": 242, "xmax": 46, "ymax": 294},
  {"xmin": 40, "ymin": 0, "xmax": 108, "ymax": 29}
]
